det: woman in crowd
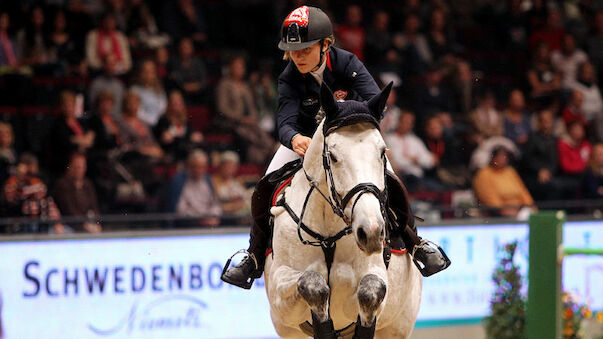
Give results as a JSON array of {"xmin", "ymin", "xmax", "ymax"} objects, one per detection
[
  {"xmin": 473, "ymin": 146, "xmax": 535, "ymax": 217},
  {"xmin": 85, "ymin": 12, "xmax": 131, "ymax": 74},
  {"xmin": 131, "ymin": 59, "xmax": 167, "ymax": 127},
  {"xmin": 153, "ymin": 90, "xmax": 203, "ymax": 162}
]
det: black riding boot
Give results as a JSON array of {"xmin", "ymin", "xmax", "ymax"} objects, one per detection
[
  {"xmin": 386, "ymin": 172, "xmax": 451, "ymax": 277},
  {"xmin": 221, "ymin": 175, "xmax": 276, "ymax": 289}
]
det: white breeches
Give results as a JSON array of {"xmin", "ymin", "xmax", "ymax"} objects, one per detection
[{"xmin": 265, "ymin": 145, "xmax": 394, "ymax": 175}]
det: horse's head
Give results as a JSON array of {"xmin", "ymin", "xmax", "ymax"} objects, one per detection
[{"xmin": 305, "ymin": 82, "xmax": 393, "ymax": 254}]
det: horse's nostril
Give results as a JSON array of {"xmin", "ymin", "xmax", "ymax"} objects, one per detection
[{"xmin": 357, "ymin": 228, "xmax": 367, "ymax": 245}]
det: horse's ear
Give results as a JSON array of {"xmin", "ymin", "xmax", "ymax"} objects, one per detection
[
  {"xmin": 320, "ymin": 83, "xmax": 337, "ymax": 121},
  {"xmin": 367, "ymin": 81, "xmax": 393, "ymax": 119}
]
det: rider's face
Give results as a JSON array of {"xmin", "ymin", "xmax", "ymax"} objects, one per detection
[{"xmin": 290, "ymin": 42, "xmax": 324, "ymax": 74}]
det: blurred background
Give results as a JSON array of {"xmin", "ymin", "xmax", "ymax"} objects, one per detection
[{"xmin": 0, "ymin": 0, "xmax": 602, "ymax": 338}]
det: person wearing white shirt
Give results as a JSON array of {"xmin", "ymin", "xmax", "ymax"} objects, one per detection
[
  {"xmin": 551, "ymin": 34, "xmax": 588, "ymax": 88},
  {"xmin": 385, "ymin": 111, "xmax": 435, "ymax": 190},
  {"xmin": 571, "ymin": 61, "xmax": 603, "ymax": 123}
]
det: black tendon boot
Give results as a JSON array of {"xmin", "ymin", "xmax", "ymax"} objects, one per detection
[
  {"xmin": 385, "ymin": 172, "xmax": 451, "ymax": 277},
  {"xmin": 221, "ymin": 175, "xmax": 276, "ymax": 289},
  {"xmin": 312, "ymin": 311, "xmax": 336, "ymax": 339},
  {"xmin": 353, "ymin": 316, "xmax": 376, "ymax": 339}
]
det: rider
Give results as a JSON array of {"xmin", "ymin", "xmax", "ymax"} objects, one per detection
[{"xmin": 222, "ymin": 6, "xmax": 449, "ymax": 289}]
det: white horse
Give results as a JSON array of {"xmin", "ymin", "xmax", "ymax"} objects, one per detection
[{"xmin": 264, "ymin": 84, "xmax": 422, "ymax": 339}]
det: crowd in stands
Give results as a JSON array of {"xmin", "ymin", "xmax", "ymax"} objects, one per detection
[{"xmin": 0, "ymin": 0, "xmax": 602, "ymax": 233}]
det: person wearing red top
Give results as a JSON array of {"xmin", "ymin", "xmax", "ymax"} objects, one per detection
[
  {"xmin": 561, "ymin": 89, "xmax": 587, "ymax": 127},
  {"xmin": 558, "ymin": 120, "xmax": 592, "ymax": 175},
  {"xmin": 529, "ymin": 8, "xmax": 565, "ymax": 51},
  {"xmin": 335, "ymin": 5, "xmax": 366, "ymax": 61}
]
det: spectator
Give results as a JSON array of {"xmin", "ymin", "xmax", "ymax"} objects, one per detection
[
  {"xmin": 393, "ymin": 12, "xmax": 432, "ymax": 74},
  {"xmin": 169, "ymin": 37, "xmax": 207, "ymax": 103},
  {"xmin": 527, "ymin": 41, "xmax": 561, "ymax": 107},
  {"xmin": 385, "ymin": 111, "xmax": 435, "ymax": 191},
  {"xmin": 571, "ymin": 61, "xmax": 603, "ymax": 124},
  {"xmin": 336, "ymin": 5, "xmax": 366, "ymax": 61},
  {"xmin": 154, "ymin": 46, "xmax": 169, "ymax": 80},
  {"xmin": 89, "ymin": 91, "xmax": 120, "ymax": 157},
  {"xmin": 47, "ymin": 9, "xmax": 78, "ymax": 74},
  {"xmin": 16, "ymin": 5, "xmax": 52, "ymax": 72},
  {"xmin": 412, "ymin": 65, "xmax": 454, "ymax": 125},
  {"xmin": 365, "ymin": 11, "xmax": 392, "ymax": 66},
  {"xmin": 585, "ymin": 11, "xmax": 603, "ymax": 85},
  {"xmin": 118, "ymin": 90, "xmax": 163, "ymax": 198},
  {"xmin": 118, "ymin": 90, "xmax": 163, "ymax": 160},
  {"xmin": 88, "ymin": 54, "xmax": 125, "ymax": 117},
  {"xmin": 503, "ymin": 89, "xmax": 531, "ymax": 146},
  {"xmin": 167, "ymin": 149, "xmax": 221, "ymax": 226},
  {"xmin": 127, "ymin": 0, "xmax": 170, "ymax": 50},
  {"xmin": 85, "ymin": 12, "xmax": 132, "ymax": 74},
  {"xmin": 558, "ymin": 120, "xmax": 592, "ymax": 176},
  {"xmin": 426, "ymin": 8, "xmax": 456, "ymax": 63},
  {"xmin": 0, "ymin": 123, "xmax": 16, "ymax": 189},
  {"xmin": 47, "ymin": 90, "xmax": 95, "ymax": 176},
  {"xmin": 131, "ymin": 59, "xmax": 167, "ymax": 127},
  {"xmin": 211, "ymin": 151, "xmax": 250, "ymax": 217},
  {"xmin": 561, "ymin": 90, "xmax": 587, "ymax": 127},
  {"xmin": 469, "ymin": 90, "xmax": 503, "ymax": 139},
  {"xmin": 154, "ymin": 90, "xmax": 203, "ymax": 162},
  {"xmin": 3, "ymin": 153, "xmax": 64, "ymax": 233},
  {"xmin": 528, "ymin": 8, "xmax": 565, "ymax": 51},
  {"xmin": 52, "ymin": 152, "xmax": 101, "ymax": 233},
  {"xmin": 161, "ymin": 0, "xmax": 208, "ymax": 44},
  {"xmin": 583, "ymin": 143, "xmax": 603, "ymax": 199},
  {"xmin": 0, "ymin": 11, "xmax": 18, "ymax": 69},
  {"xmin": 551, "ymin": 33, "xmax": 588, "ymax": 88},
  {"xmin": 249, "ymin": 70, "xmax": 278, "ymax": 135},
  {"xmin": 473, "ymin": 147, "xmax": 534, "ymax": 217},
  {"xmin": 522, "ymin": 110, "xmax": 563, "ymax": 200},
  {"xmin": 215, "ymin": 56, "xmax": 275, "ymax": 165},
  {"xmin": 380, "ymin": 86, "xmax": 402, "ymax": 134},
  {"xmin": 423, "ymin": 115, "xmax": 469, "ymax": 188}
]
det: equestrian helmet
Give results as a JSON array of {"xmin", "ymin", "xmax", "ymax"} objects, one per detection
[{"xmin": 278, "ymin": 6, "xmax": 333, "ymax": 51}]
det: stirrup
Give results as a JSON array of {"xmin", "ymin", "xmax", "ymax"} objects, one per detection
[
  {"xmin": 411, "ymin": 240, "xmax": 451, "ymax": 277},
  {"xmin": 221, "ymin": 249, "xmax": 259, "ymax": 290}
]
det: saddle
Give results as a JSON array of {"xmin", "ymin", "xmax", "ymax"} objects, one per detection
[{"xmin": 264, "ymin": 160, "xmax": 411, "ymax": 268}]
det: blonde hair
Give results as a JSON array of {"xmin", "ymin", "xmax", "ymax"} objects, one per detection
[{"xmin": 283, "ymin": 36, "xmax": 335, "ymax": 60}]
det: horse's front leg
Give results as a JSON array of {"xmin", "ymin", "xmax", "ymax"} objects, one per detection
[
  {"xmin": 297, "ymin": 271, "xmax": 336, "ymax": 339},
  {"xmin": 353, "ymin": 274, "xmax": 387, "ymax": 339}
]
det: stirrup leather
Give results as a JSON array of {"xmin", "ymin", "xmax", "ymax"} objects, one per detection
[
  {"xmin": 411, "ymin": 240, "xmax": 451, "ymax": 277},
  {"xmin": 221, "ymin": 249, "xmax": 259, "ymax": 289}
]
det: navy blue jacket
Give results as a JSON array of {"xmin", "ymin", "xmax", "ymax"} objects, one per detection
[{"xmin": 277, "ymin": 47, "xmax": 380, "ymax": 149}]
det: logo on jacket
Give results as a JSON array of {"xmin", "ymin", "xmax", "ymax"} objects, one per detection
[
  {"xmin": 333, "ymin": 90, "xmax": 348, "ymax": 101},
  {"xmin": 302, "ymin": 98, "xmax": 318, "ymax": 106}
]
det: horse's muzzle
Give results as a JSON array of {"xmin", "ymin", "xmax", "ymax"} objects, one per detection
[{"xmin": 355, "ymin": 223, "xmax": 384, "ymax": 254}]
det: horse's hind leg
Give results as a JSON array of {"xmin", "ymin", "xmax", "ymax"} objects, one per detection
[
  {"xmin": 297, "ymin": 271, "xmax": 336, "ymax": 339},
  {"xmin": 353, "ymin": 274, "xmax": 386, "ymax": 339}
]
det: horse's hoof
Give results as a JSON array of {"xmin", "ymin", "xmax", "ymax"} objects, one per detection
[{"xmin": 297, "ymin": 271, "xmax": 329, "ymax": 310}]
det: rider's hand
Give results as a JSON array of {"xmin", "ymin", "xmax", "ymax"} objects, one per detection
[{"xmin": 291, "ymin": 134, "xmax": 311, "ymax": 157}]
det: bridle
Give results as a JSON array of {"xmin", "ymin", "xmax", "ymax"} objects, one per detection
[{"xmin": 277, "ymin": 119, "xmax": 389, "ymax": 258}]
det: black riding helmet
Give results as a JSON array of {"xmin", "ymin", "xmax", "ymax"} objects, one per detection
[{"xmin": 278, "ymin": 6, "xmax": 333, "ymax": 51}]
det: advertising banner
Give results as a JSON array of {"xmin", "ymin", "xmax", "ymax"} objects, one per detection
[{"xmin": 0, "ymin": 220, "xmax": 601, "ymax": 338}]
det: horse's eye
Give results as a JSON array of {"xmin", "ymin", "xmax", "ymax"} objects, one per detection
[{"xmin": 329, "ymin": 152, "xmax": 338, "ymax": 163}]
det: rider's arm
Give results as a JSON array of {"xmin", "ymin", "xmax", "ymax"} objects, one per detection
[{"xmin": 277, "ymin": 75, "xmax": 304, "ymax": 149}]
